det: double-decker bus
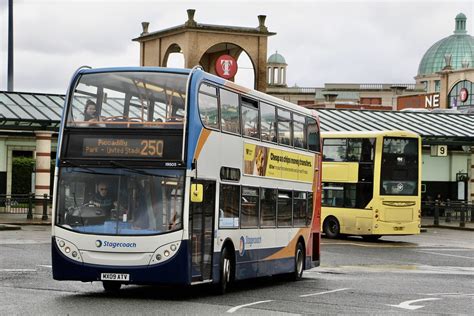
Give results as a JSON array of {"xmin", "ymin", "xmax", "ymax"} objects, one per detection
[
  {"xmin": 320, "ymin": 130, "xmax": 421, "ymax": 240},
  {"xmin": 52, "ymin": 66, "xmax": 322, "ymax": 292}
]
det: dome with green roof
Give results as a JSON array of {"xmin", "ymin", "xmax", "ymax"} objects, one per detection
[
  {"xmin": 417, "ymin": 13, "xmax": 474, "ymax": 76},
  {"xmin": 267, "ymin": 51, "xmax": 287, "ymax": 64}
]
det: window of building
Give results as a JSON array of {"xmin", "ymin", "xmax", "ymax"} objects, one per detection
[
  {"xmin": 241, "ymin": 187, "xmax": 259, "ymax": 228},
  {"xmin": 198, "ymin": 83, "xmax": 219, "ymax": 129},
  {"xmin": 260, "ymin": 188, "xmax": 276, "ymax": 227},
  {"xmin": 277, "ymin": 190, "xmax": 292, "ymax": 227},
  {"xmin": 220, "ymin": 89, "xmax": 240, "ymax": 134},
  {"xmin": 434, "ymin": 80, "xmax": 440, "ymax": 92},
  {"xmin": 277, "ymin": 108, "xmax": 292, "ymax": 146},
  {"xmin": 360, "ymin": 97, "xmax": 382, "ymax": 105},
  {"xmin": 219, "ymin": 184, "xmax": 240, "ymax": 228},
  {"xmin": 260, "ymin": 102, "xmax": 277, "ymax": 143},
  {"xmin": 241, "ymin": 98, "xmax": 259, "ymax": 139}
]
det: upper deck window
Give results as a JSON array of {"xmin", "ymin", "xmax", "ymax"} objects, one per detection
[
  {"xmin": 260, "ymin": 102, "xmax": 277, "ymax": 143},
  {"xmin": 220, "ymin": 89, "xmax": 240, "ymax": 134},
  {"xmin": 66, "ymin": 71, "xmax": 187, "ymax": 129}
]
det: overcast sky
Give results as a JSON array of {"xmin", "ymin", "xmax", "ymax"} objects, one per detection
[{"xmin": 0, "ymin": 0, "xmax": 473, "ymax": 94}]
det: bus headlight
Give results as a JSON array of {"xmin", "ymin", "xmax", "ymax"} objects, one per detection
[
  {"xmin": 149, "ymin": 241, "xmax": 181, "ymax": 265},
  {"xmin": 55, "ymin": 237, "xmax": 83, "ymax": 263}
]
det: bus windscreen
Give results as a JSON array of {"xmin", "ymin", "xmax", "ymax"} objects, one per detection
[
  {"xmin": 55, "ymin": 167, "xmax": 184, "ymax": 236},
  {"xmin": 66, "ymin": 71, "xmax": 188, "ymax": 129},
  {"xmin": 380, "ymin": 137, "xmax": 418, "ymax": 196}
]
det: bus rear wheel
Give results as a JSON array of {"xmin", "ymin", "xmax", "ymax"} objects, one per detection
[
  {"xmin": 102, "ymin": 281, "xmax": 121, "ymax": 292},
  {"xmin": 217, "ymin": 247, "xmax": 233, "ymax": 295},
  {"xmin": 292, "ymin": 241, "xmax": 305, "ymax": 281},
  {"xmin": 323, "ymin": 217, "xmax": 340, "ymax": 239}
]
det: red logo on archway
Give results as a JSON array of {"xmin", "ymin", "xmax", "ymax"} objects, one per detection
[
  {"xmin": 215, "ymin": 55, "xmax": 238, "ymax": 79},
  {"xmin": 459, "ymin": 88, "xmax": 469, "ymax": 102}
]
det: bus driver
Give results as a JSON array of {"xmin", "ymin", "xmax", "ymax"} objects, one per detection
[{"xmin": 90, "ymin": 181, "xmax": 114, "ymax": 216}]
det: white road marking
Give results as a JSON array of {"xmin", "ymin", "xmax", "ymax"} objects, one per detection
[
  {"xmin": 420, "ymin": 293, "xmax": 474, "ymax": 297},
  {"xmin": 37, "ymin": 265, "xmax": 52, "ymax": 268},
  {"xmin": 0, "ymin": 269, "xmax": 37, "ymax": 272},
  {"xmin": 387, "ymin": 298, "xmax": 441, "ymax": 310},
  {"xmin": 227, "ymin": 300, "xmax": 274, "ymax": 313},
  {"xmin": 300, "ymin": 288, "xmax": 349, "ymax": 297},
  {"xmin": 322, "ymin": 242, "xmax": 416, "ymax": 248},
  {"xmin": 416, "ymin": 250, "xmax": 474, "ymax": 260}
]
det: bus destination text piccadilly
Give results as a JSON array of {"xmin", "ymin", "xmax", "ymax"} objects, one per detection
[{"xmin": 83, "ymin": 138, "xmax": 164, "ymax": 157}]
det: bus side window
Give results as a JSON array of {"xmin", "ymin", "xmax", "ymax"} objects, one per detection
[
  {"xmin": 322, "ymin": 138, "xmax": 346, "ymax": 162},
  {"xmin": 219, "ymin": 184, "xmax": 240, "ymax": 228},
  {"xmin": 260, "ymin": 188, "xmax": 277, "ymax": 227},
  {"xmin": 347, "ymin": 139, "xmax": 362, "ymax": 161},
  {"xmin": 307, "ymin": 118, "xmax": 320, "ymax": 152},
  {"xmin": 241, "ymin": 98, "xmax": 260, "ymax": 139},
  {"xmin": 277, "ymin": 108, "xmax": 291, "ymax": 146},
  {"xmin": 293, "ymin": 191, "xmax": 307, "ymax": 227},
  {"xmin": 220, "ymin": 89, "xmax": 240, "ymax": 134},
  {"xmin": 260, "ymin": 102, "xmax": 277, "ymax": 143},
  {"xmin": 241, "ymin": 187, "xmax": 259, "ymax": 228},
  {"xmin": 198, "ymin": 83, "xmax": 219, "ymax": 129},
  {"xmin": 293, "ymin": 114, "xmax": 306, "ymax": 149}
]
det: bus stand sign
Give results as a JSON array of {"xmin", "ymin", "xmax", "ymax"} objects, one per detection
[{"xmin": 430, "ymin": 145, "xmax": 447, "ymax": 157}]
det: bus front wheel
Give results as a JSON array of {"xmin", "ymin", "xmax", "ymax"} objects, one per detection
[
  {"xmin": 323, "ymin": 217, "xmax": 340, "ymax": 239},
  {"xmin": 102, "ymin": 281, "xmax": 121, "ymax": 292},
  {"xmin": 217, "ymin": 247, "xmax": 233, "ymax": 294}
]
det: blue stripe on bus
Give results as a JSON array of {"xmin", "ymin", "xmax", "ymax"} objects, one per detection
[
  {"xmin": 51, "ymin": 238, "xmax": 191, "ymax": 285},
  {"xmin": 186, "ymin": 70, "xmax": 205, "ymax": 169},
  {"xmin": 185, "ymin": 71, "xmax": 227, "ymax": 169}
]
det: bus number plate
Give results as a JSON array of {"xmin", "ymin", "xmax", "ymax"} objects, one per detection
[{"xmin": 101, "ymin": 273, "xmax": 130, "ymax": 281}]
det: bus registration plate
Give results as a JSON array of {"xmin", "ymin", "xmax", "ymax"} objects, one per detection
[{"xmin": 101, "ymin": 273, "xmax": 130, "ymax": 281}]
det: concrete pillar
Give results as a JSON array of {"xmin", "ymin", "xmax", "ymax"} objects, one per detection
[{"xmin": 34, "ymin": 131, "xmax": 53, "ymax": 216}]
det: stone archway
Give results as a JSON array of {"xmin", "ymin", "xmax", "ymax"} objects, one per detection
[
  {"xmin": 163, "ymin": 43, "xmax": 184, "ymax": 68},
  {"xmin": 133, "ymin": 9, "xmax": 275, "ymax": 92}
]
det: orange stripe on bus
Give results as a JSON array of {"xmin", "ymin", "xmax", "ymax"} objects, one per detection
[
  {"xmin": 262, "ymin": 228, "xmax": 310, "ymax": 261},
  {"xmin": 194, "ymin": 129, "xmax": 211, "ymax": 160}
]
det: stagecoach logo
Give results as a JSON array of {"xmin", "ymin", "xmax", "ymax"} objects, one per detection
[
  {"xmin": 239, "ymin": 236, "xmax": 245, "ymax": 256},
  {"xmin": 215, "ymin": 54, "xmax": 238, "ymax": 80},
  {"xmin": 239, "ymin": 236, "xmax": 262, "ymax": 256},
  {"xmin": 95, "ymin": 239, "xmax": 137, "ymax": 249}
]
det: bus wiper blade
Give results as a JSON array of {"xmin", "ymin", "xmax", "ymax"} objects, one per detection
[{"xmin": 62, "ymin": 160, "xmax": 97, "ymax": 173}]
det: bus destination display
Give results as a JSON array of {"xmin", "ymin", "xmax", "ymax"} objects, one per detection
[{"xmin": 83, "ymin": 138, "xmax": 164, "ymax": 157}]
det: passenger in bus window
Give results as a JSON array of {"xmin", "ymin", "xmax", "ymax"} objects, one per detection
[{"xmin": 84, "ymin": 100, "xmax": 99, "ymax": 121}]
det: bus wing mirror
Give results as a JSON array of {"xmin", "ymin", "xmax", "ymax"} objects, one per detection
[{"xmin": 190, "ymin": 184, "xmax": 203, "ymax": 203}]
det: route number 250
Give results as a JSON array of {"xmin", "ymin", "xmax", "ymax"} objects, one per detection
[{"xmin": 140, "ymin": 140, "xmax": 164, "ymax": 157}]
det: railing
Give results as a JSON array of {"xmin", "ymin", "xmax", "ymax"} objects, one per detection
[
  {"xmin": 0, "ymin": 193, "xmax": 51, "ymax": 220},
  {"xmin": 421, "ymin": 200, "xmax": 473, "ymax": 228}
]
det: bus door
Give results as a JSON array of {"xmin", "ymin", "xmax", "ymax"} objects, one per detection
[{"xmin": 190, "ymin": 180, "xmax": 215, "ymax": 282}]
